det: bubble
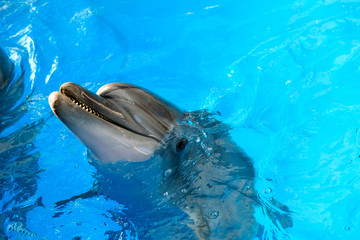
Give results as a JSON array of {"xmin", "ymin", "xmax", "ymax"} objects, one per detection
[
  {"xmin": 163, "ymin": 192, "xmax": 169, "ymax": 196},
  {"xmin": 264, "ymin": 188, "xmax": 272, "ymax": 194},
  {"xmin": 164, "ymin": 169, "xmax": 172, "ymax": 177},
  {"xmin": 207, "ymin": 210, "xmax": 219, "ymax": 219},
  {"xmin": 344, "ymin": 226, "xmax": 350, "ymax": 231}
]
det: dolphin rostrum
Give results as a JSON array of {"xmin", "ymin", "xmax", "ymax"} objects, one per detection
[{"xmin": 49, "ymin": 82, "xmax": 291, "ymax": 239}]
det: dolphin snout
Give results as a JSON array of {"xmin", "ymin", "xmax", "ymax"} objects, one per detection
[{"xmin": 48, "ymin": 91, "xmax": 61, "ymax": 112}]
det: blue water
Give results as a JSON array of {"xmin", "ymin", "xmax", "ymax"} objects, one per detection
[{"xmin": 1, "ymin": 0, "xmax": 360, "ymax": 239}]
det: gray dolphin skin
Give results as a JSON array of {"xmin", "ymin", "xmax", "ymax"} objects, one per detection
[{"xmin": 49, "ymin": 82, "xmax": 291, "ymax": 239}]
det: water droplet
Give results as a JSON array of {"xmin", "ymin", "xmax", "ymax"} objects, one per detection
[
  {"xmin": 345, "ymin": 226, "xmax": 350, "ymax": 231},
  {"xmin": 207, "ymin": 210, "xmax": 219, "ymax": 219},
  {"xmin": 164, "ymin": 169, "xmax": 172, "ymax": 177},
  {"xmin": 264, "ymin": 188, "xmax": 272, "ymax": 194}
]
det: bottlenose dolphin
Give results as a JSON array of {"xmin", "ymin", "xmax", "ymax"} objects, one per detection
[
  {"xmin": 0, "ymin": 47, "xmax": 26, "ymax": 132},
  {"xmin": 49, "ymin": 82, "xmax": 291, "ymax": 239},
  {"xmin": 0, "ymin": 47, "xmax": 24, "ymax": 105},
  {"xmin": 0, "ymin": 47, "xmax": 43, "ymax": 239},
  {"xmin": 0, "ymin": 48, "xmax": 13, "ymax": 89}
]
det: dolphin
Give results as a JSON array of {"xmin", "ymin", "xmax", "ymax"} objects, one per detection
[
  {"xmin": 0, "ymin": 47, "xmax": 24, "ymax": 108},
  {"xmin": 0, "ymin": 47, "xmax": 14, "ymax": 91},
  {"xmin": 0, "ymin": 47, "xmax": 44, "ymax": 239},
  {"xmin": 0, "ymin": 47, "xmax": 26, "ymax": 132},
  {"xmin": 49, "ymin": 82, "xmax": 291, "ymax": 239}
]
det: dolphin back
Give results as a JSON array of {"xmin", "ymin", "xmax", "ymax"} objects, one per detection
[{"xmin": 0, "ymin": 47, "xmax": 14, "ymax": 93}]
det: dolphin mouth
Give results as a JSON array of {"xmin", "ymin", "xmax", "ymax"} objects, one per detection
[
  {"xmin": 54, "ymin": 82, "xmax": 160, "ymax": 142},
  {"xmin": 60, "ymin": 88, "xmax": 115, "ymax": 125}
]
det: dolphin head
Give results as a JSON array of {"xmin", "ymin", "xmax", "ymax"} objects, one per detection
[{"xmin": 49, "ymin": 82, "xmax": 183, "ymax": 163}]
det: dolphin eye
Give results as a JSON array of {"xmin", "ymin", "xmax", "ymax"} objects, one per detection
[{"xmin": 176, "ymin": 138, "xmax": 188, "ymax": 153}]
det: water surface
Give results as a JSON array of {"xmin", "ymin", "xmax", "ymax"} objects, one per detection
[{"xmin": 1, "ymin": 0, "xmax": 360, "ymax": 239}]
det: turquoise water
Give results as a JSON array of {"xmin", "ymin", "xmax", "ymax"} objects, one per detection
[{"xmin": 1, "ymin": 0, "xmax": 360, "ymax": 239}]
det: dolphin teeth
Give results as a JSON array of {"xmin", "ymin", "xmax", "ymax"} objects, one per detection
[
  {"xmin": 69, "ymin": 96, "xmax": 114, "ymax": 124},
  {"xmin": 63, "ymin": 92, "xmax": 111, "ymax": 121}
]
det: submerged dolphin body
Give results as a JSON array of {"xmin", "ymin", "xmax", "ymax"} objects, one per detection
[
  {"xmin": 0, "ymin": 47, "xmax": 43, "ymax": 239},
  {"xmin": 0, "ymin": 48, "xmax": 24, "ymax": 114},
  {"xmin": 49, "ymin": 82, "xmax": 291, "ymax": 239},
  {"xmin": 0, "ymin": 47, "xmax": 26, "ymax": 133}
]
